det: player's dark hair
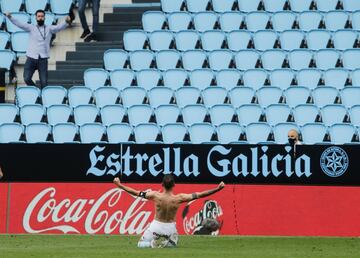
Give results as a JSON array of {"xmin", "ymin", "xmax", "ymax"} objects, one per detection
[
  {"xmin": 162, "ymin": 174, "xmax": 175, "ymax": 190},
  {"xmin": 35, "ymin": 10, "xmax": 45, "ymax": 16}
]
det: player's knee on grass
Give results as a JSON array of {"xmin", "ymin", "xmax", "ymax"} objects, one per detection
[{"xmin": 137, "ymin": 240, "xmax": 151, "ymax": 248}]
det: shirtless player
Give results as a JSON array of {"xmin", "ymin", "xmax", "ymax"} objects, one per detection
[{"xmin": 113, "ymin": 174, "xmax": 225, "ymax": 248}]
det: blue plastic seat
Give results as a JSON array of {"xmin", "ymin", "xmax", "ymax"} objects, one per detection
[
  {"xmin": 194, "ymin": 12, "xmax": 218, "ymax": 32},
  {"xmin": 148, "ymin": 87, "xmax": 174, "ymax": 108},
  {"xmin": 129, "ymin": 50, "xmax": 154, "ymax": 71},
  {"xmin": 343, "ymin": 49, "xmax": 360, "ymax": 70},
  {"xmin": 127, "ymin": 104, "xmax": 153, "ymax": 126},
  {"xmin": 219, "ymin": 12, "xmax": 244, "ymax": 32},
  {"xmin": 270, "ymin": 69, "xmax": 295, "ymax": 89},
  {"xmin": 350, "ymin": 105, "xmax": 360, "ymax": 126},
  {"xmin": 312, "ymin": 86, "xmax": 339, "ymax": 107},
  {"xmin": 325, "ymin": 11, "xmax": 350, "ymax": 31},
  {"xmin": 189, "ymin": 123, "xmax": 216, "ymax": 143},
  {"xmin": 352, "ymin": 11, "xmax": 360, "ymax": 30},
  {"xmin": 273, "ymin": 122, "xmax": 299, "ymax": 144},
  {"xmin": 136, "ymin": 69, "xmax": 162, "ymax": 90},
  {"xmin": 257, "ymin": 86, "xmax": 283, "ymax": 107},
  {"xmin": 202, "ymin": 87, "xmax": 228, "ymax": 107},
  {"xmin": 298, "ymin": 11, "xmax": 323, "ymax": 32},
  {"xmin": 94, "ymin": 87, "xmax": 120, "ymax": 108},
  {"xmin": 246, "ymin": 12, "xmax": 271, "ymax": 32},
  {"xmin": 11, "ymin": 31, "xmax": 29, "ymax": 57},
  {"xmin": 161, "ymin": 123, "xmax": 188, "ymax": 143},
  {"xmin": 301, "ymin": 123, "xmax": 327, "ymax": 144},
  {"xmin": 288, "ymin": 49, "xmax": 313, "ymax": 71},
  {"xmin": 155, "ymin": 104, "xmax": 180, "ymax": 126},
  {"xmin": 352, "ymin": 69, "xmax": 360, "ymax": 86},
  {"xmin": 243, "ymin": 69, "xmax": 268, "ymax": 90},
  {"xmin": 236, "ymin": 104, "xmax": 263, "ymax": 125},
  {"xmin": 265, "ymin": 104, "xmax": 291, "ymax": 126},
  {"xmin": 149, "ymin": 30, "xmax": 174, "ymax": 51},
  {"xmin": 293, "ymin": 104, "xmax": 319, "ymax": 126},
  {"xmin": 182, "ymin": 104, "xmax": 208, "ymax": 126},
  {"xmin": 262, "ymin": 49, "xmax": 287, "ymax": 70},
  {"xmin": 190, "ymin": 69, "xmax": 215, "ymax": 89},
  {"xmin": 6, "ymin": 12, "xmax": 30, "ymax": 33},
  {"xmin": 73, "ymin": 104, "xmax": 99, "ymax": 126},
  {"xmin": 212, "ymin": 0, "xmax": 237, "ymax": 12},
  {"xmin": 333, "ymin": 30, "xmax": 358, "ymax": 50},
  {"xmin": 47, "ymin": 104, "xmax": 72, "ymax": 126},
  {"xmin": 227, "ymin": 30, "xmax": 252, "ymax": 51},
  {"xmin": 20, "ymin": 104, "xmax": 45, "ymax": 126},
  {"xmin": 186, "ymin": 0, "xmax": 210, "ymax": 12},
  {"xmin": 297, "ymin": 69, "xmax": 322, "ymax": 89},
  {"xmin": 245, "ymin": 122, "xmax": 272, "ymax": 144},
  {"xmin": 0, "ymin": 123, "xmax": 24, "ymax": 143},
  {"xmin": 315, "ymin": 49, "xmax": 341, "ymax": 70},
  {"xmin": 235, "ymin": 50, "xmax": 260, "ymax": 70},
  {"xmin": 0, "ymin": 31, "xmax": 10, "ymax": 50},
  {"xmin": 175, "ymin": 30, "xmax": 200, "ymax": 51},
  {"xmin": 16, "ymin": 86, "xmax": 40, "ymax": 107},
  {"xmin": 156, "ymin": 50, "xmax": 181, "ymax": 71},
  {"xmin": 272, "ymin": 11, "xmax": 296, "ymax": 32},
  {"xmin": 284, "ymin": 86, "xmax": 311, "ymax": 108},
  {"xmin": 237, "ymin": 0, "xmax": 263, "ymax": 12},
  {"xmin": 123, "ymin": 30, "xmax": 148, "ymax": 51},
  {"xmin": 324, "ymin": 68, "xmax": 350, "ymax": 89},
  {"xmin": 341, "ymin": 87, "xmax": 360, "ymax": 108},
  {"xmin": 0, "ymin": 104, "xmax": 18, "ymax": 125},
  {"xmin": 110, "ymin": 69, "xmax": 135, "ymax": 90},
  {"xmin": 264, "ymin": 0, "xmax": 288, "ymax": 12},
  {"xmin": 1, "ymin": 0, "xmax": 23, "ymax": 13},
  {"xmin": 0, "ymin": 50, "xmax": 15, "ymax": 70},
  {"xmin": 343, "ymin": 0, "xmax": 360, "ymax": 11},
  {"xmin": 182, "ymin": 50, "xmax": 207, "ymax": 71},
  {"xmin": 142, "ymin": 11, "xmax": 166, "ymax": 32},
  {"xmin": 84, "ymin": 68, "xmax": 108, "ymax": 91},
  {"xmin": 106, "ymin": 123, "xmax": 133, "ymax": 143},
  {"xmin": 25, "ymin": 0, "xmax": 48, "ymax": 14},
  {"xmin": 41, "ymin": 86, "xmax": 67, "ymax": 108},
  {"xmin": 201, "ymin": 30, "xmax": 227, "ymax": 51},
  {"xmin": 52, "ymin": 123, "xmax": 78, "ymax": 143},
  {"xmin": 68, "ymin": 86, "xmax": 93, "ymax": 108},
  {"xmin": 253, "ymin": 30, "xmax": 278, "ymax": 51},
  {"xmin": 208, "ymin": 50, "xmax": 233, "ymax": 71},
  {"xmin": 317, "ymin": 0, "xmax": 341, "ymax": 11},
  {"xmin": 168, "ymin": 12, "xmax": 192, "ymax": 32},
  {"xmin": 321, "ymin": 104, "xmax": 348, "ymax": 126},
  {"xmin": 121, "ymin": 87, "xmax": 147, "ymax": 108},
  {"xmin": 25, "ymin": 123, "xmax": 51, "ymax": 143},
  {"xmin": 175, "ymin": 87, "xmax": 201, "ymax": 108},
  {"xmin": 79, "ymin": 123, "xmax": 106, "ymax": 143},
  {"xmin": 229, "ymin": 87, "xmax": 255, "ymax": 107},
  {"xmin": 289, "ymin": 0, "xmax": 314, "ymax": 12},
  {"xmin": 217, "ymin": 123, "xmax": 243, "ymax": 144},
  {"xmin": 161, "ymin": 0, "xmax": 184, "ymax": 13},
  {"xmin": 209, "ymin": 104, "xmax": 236, "ymax": 126},
  {"xmin": 216, "ymin": 69, "xmax": 241, "ymax": 90},
  {"xmin": 100, "ymin": 104, "xmax": 126, "ymax": 126},
  {"xmin": 329, "ymin": 123, "xmax": 356, "ymax": 144},
  {"xmin": 307, "ymin": 30, "xmax": 332, "ymax": 50},
  {"xmin": 104, "ymin": 49, "xmax": 128, "ymax": 71},
  {"xmin": 280, "ymin": 30, "xmax": 305, "ymax": 51},
  {"xmin": 134, "ymin": 123, "xmax": 161, "ymax": 143},
  {"xmin": 163, "ymin": 69, "xmax": 188, "ymax": 89},
  {"xmin": 50, "ymin": 0, "xmax": 73, "ymax": 16}
]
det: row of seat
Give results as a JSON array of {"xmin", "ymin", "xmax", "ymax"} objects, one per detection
[
  {"xmin": 123, "ymin": 29, "xmax": 360, "ymax": 52},
  {"xmin": 160, "ymin": 0, "xmax": 360, "ymax": 13},
  {"xmin": 0, "ymin": 0, "xmax": 73, "ymax": 15},
  {"xmin": 0, "ymin": 121, "xmax": 359, "ymax": 145},
  {"xmin": 103, "ymin": 48, "xmax": 360, "ymax": 72},
  {"xmin": 142, "ymin": 10, "xmax": 360, "ymax": 33}
]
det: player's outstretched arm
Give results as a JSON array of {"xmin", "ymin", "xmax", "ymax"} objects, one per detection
[
  {"xmin": 113, "ymin": 177, "xmax": 140, "ymax": 196},
  {"xmin": 179, "ymin": 182, "xmax": 225, "ymax": 203}
]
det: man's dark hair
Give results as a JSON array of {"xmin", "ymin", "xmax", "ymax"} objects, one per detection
[
  {"xmin": 162, "ymin": 174, "xmax": 175, "ymax": 190},
  {"xmin": 35, "ymin": 10, "xmax": 45, "ymax": 16}
]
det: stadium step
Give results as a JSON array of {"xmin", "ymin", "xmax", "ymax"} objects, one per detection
[
  {"xmin": 56, "ymin": 61, "xmax": 104, "ymax": 70},
  {"xmin": 66, "ymin": 50, "xmax": 106, "ymax": 61}
]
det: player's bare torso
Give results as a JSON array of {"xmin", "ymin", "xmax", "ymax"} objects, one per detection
[{"xmin": 149, "ymin": 191, "xmax": 183, "ymax": 223}]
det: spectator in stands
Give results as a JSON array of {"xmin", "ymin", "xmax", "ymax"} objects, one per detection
[
  {"xmin": 288, "ymin": 129, "xmax": 302, "ymax": 145},
  {"xmin": 6, "ymin": 11, "xmax": 73, "ymax": 89},
  {"xmin": 78, "ymin": 0, "xmax": 101, "ymax": 42}
]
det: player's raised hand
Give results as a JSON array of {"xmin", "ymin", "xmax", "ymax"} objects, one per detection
[
  {"xmin": 113, "ymin": 177, "xmax": 121, "ymax": 186},
  {"xmin": 218, "ymin": 181, "xmax": 225, "ymax": 190}
]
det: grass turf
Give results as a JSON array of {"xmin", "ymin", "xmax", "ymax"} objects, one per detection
[{"xmin": 0, "ymin": 235, "xmax": 359, "ymax": 258}]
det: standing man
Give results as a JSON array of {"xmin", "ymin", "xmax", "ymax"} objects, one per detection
[
  {"xmin": 113, "ymin": 174, "xmax": 225, "ymax": 248},
  {"xmin": 78, "ymin": 0, "xmax": 101, "ymax": 42},
  {"xmin": 6, "ymin": 10, "xmax": 72, "ymax": 89}
]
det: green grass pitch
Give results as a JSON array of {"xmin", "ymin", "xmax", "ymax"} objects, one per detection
[{"xmin": 0, "ymin": 235, "xmax": 359, "ymax": 258}]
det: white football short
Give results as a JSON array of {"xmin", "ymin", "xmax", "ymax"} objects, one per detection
[{"xmin": 139, "ymin": 220, "xmax": 178, "ymax": 248}]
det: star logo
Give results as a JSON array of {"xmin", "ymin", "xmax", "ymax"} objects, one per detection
[{"xmin": 320, "ymin": 147, "xmax": 349, "ymax": 177}]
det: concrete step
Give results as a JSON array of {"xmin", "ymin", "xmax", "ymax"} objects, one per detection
[
  {"xmin": 56, "ymin": 60, "xmax": 104, "ymax": 70},
  {"xmin": 46, "ymin": 79, "xmax": 85, "ymax": 88},
  {"xmin": 66, "ymin": 50, "xmax": 107, "ymax": 60},
  {"xmin": 75, "ymin": 43, "xmax": 123, "ymax": 51},
  {"xmin": 96, "ymin": 30, "xmax": 124, "ymax": 41},
  {"xmin": 48, "ymin": 69, "xmax": 85, "ymax": 81}
]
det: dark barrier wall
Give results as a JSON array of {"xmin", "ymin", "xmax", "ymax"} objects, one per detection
[{"xmin": 1, "ymin": 144, "xmax": 360, "ymax": 185}]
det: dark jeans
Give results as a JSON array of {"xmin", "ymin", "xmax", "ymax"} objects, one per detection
[
  {"xmin": 24, "ymin": 57, "xmax": 48, "ymax": 89},
  {"xmin": 78, "ymin": 0, "xmax": 100, "ymax": 34}
]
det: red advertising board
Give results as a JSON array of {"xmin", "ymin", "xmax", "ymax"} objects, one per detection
[
  {"xmin": 0, "ymin": 183, "xmax": 8, "ymax": 233},
  {"xmin": 6, "ymin": 183, "xmax": 360, "ymax": 236}
]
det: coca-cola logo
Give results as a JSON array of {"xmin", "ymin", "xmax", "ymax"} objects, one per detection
[
  {"xmin": 182, "ymin": 200, "xmax": 223, "ymax": 235},
  {"xmin": 22, "ymin": 187, "xmax": 153, "ymax": 234}
]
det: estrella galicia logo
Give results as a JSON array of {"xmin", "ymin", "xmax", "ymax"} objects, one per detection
[{"xmin": 320, "ymin": 147, "xmax": 349, "ymax": 177}]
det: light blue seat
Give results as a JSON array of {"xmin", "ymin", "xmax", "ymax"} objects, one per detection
[
  {"xmin": 265, "ymin": 104, "xmax": 291, "ymax": 126},
  {"xmin": 280, "ymin": 30, "xmax": 305, "ymax": 51},
  {"xmin": 94, "ymin": 87, "xmax": 120, "ymax": 108},
  {"xmin": 0, "ymin": 31, "xmax": 10, "ymax": 50},
  {"xmin": 307, "ymin": 30, "xmax": 331, "ymax": 50},
  {"xmin": 333, "ymin": 30, "xmax": 358, "ymax": 50},
  {"xmin": 273, "ymin": 122, "xmax": 299, "ymax": 144},
  {"xmin": 121, "ymin": 87, "xmax": 147, "ymax": 108},
  {"xmin": 216, "ymin": 69, "xmax": 241, "ymax": 90},
  {"xmin": 256, "ymin": 86, "xmax": 283, "ymax": 107},
  {"xmin": 298, "ymin": 11, "xmax": 323, "ymax": 32},
  {"xmin": 350, "ymin": 105, "xmax": 360, "ymax": 126},
  {"xmin": 182, "ymin": 50, "xmax": 207, "ymax": 71},
  {"xmin": 136, "ymin": 69, "xmax": 162, "ymax": 90},
  {"xmin": 52, "ymin": 123, "xmax": 78, "ymax": 143},
  {"xmin": 103, "ymin": 49, "xmax": 128, "ymax": 71},
  {"xmin": 352, "ymin": 11, "xmax": 360, "ymax": 30},
  {"xmin": 68, "ymin": 86, "xmax": 93, "ymax": 108},
  {"xmin": 149, "ymin": 30, "xmax": 174, "ymax": 51},
  {"xmin": 272, "ymin": 11, "xmax": 296, "ymax": 32},
  {"xmin": 47, "ymin": 104, "xmax": 72, "ymax": 126},
  {"xmin": 289, "ymin": 0, "xmax": 314, "ymax": 12},
  {"xmin": 0, "ymin": 104, "xmax": 18, "ymax": 125},
  {"xmin": 229, "ymin": 87, "xmax": 255, "ymax": 107},
  {"xmin": 100, "ymin": 104, "xmax": 126, "ymax": 126},
  {"xmin": 329, "ymin": 123, "xmax": 357, "ymax": 144},
  {"xmin": 262, "ymin": 49, "xmax": 287, "ymax": 70},
  {"xmin": 134, "ymin": 123, "xmax": 161, "ymax": 143},
  {"xmin": 270, "ymin": 69, "xmax": 295, "ymax": 89},
  {"xmin": 312, "ymin": 86, "xmax": 339, "ymax": 107},
  {"xmin": 201, "ymin": 30, "xmax": 226, "ymax": 51},
  {"xmin": 161, "ymin": 0, "xmax": 184, "ymax": 13},
  {"xmin": 123, "ymin": 30, "xmax": 148, "ymax": 51},
  {"xmin": 80, "ymin": 123, "xmax": 106, "ymax": 143},
  {"xmin": 227, "ymin": 30, "xmax": 252, "ymax": 51},
  {"xmin": 106, "ymin": 123, "xmax": 133, "ymax": 143},
  {"xmin": 208, "ymin": 50, "xmax": 233, "ymax": 71},
  {"xmin": 0, "ymin": 14, "xmax": 4, "ymax": 27},
  {"xmin": 243, "ymin": 69, "xmax": 268, "ymax": 90},
  {"xmin": 25, "ymin": 0, "xmax": 48, "ymax": 14},
  {"xmin": 129, "ymin": 50, "xmax": 154, "ymax": 71},
  {"xmin": 163, "ymin": 69, "xmax": 188, "ymax": 89},
  {"xmin": 343, "ymin": 0, "xmax": 360, "ymax": 11},
  {"xmin": 1, "ymin": 0, "xmax": 23, "ymax": 13},
  {"xmin": 194, "ymin": 12, "xmax": 218, "ymax": 32},
  {"xmin": 162, "ymin": 123, "xmax": 188, "ymax": 143},
  {"xmin": 212, "ymin": 0, "xmax": 237, "ymax": 12},
  {"xmin": 317, "ymin": 0, "xmax": 341, "ymax": 11},
  {"xmin": 343, "ymin": 49, "xmax": 360, "ymax": 70},
  {"xmin": 73, "ymin": 104, "xmax": 99, "ymax": 126},
  {"xmin": 253, "ymin": 30, "xmax": 278, "ymax": 51},
  {"xmin": 25, "ymin": 123, "xmax": 51, "ymax": 143},
  {"xmin": 288, "ymin": 49, "xmax": 313, "ymax": 71},
  {"xmin": 155, "ymin": 104, "xmax": 180, "ymax": 126},
  {"xmin": 352, "ymin": 69, "xmax": 360, "ymax": 86},
  {"xmin": 175, "ymin": 30, "xmax": 200, "ymax": 51},
  {"xmin": 189, "ymin": 123, "xmax": 216, "ymax": 143},
  {"xmin": 182, "ymin": 104, "xmax": 208, "ymax": 126},
  {"xmin": 41, "ymin": 86, "xmax": 67, "ymax": 108},
  {"xmin": 324, "ymin": 68, "xmax": 350, "ymax": 89},
  {"xmin": 246, "ymin": 12, "xmax": 271, "ymax": 32},
  {"xmin": 236, "ymin": 104, "xmax": 263, "ymax": 125},
  {"xmin": 219, "ymin": 12, "xmax": 244, "ymax": 32},
  {"xmin": 209, "ymin": 104, "xmax": 236, "ymax": 126},
  {"xmin": 142, "ymin": 11, "xmax": 166, "ymax": 32},
  {"xmin": 30, "ymin": 12, "xmax": 56, "ymax": 26},
  {"xmin": 190, "ymin": 69, "xmax": 215, "ymax": 89},
  {"xmin": 148, "ymin": 87, "xmax": 174, "ymax": 108},
  {"xmin": 50, "ymin": 0, "xmax": 73, "ymax": 16},
  {"xmin": 156, "ymin": 50, "xmax": 181, "ymax": 71},
  {"xmin": 321, "ymin": 104, "xmax": 348, "ymax": 126},
  {"xmin": 20, "ymin": 104, "xmax": 45, "ymax": 126},
  {"xmin": 186, "ymin": 0, "xmax": 210, "ymax": 13},
  {"xmin": 341, "ymin": 87, "xmax": 360, "ymax": 108},
  {"xmin": 284, "ymin": 86, "xmax": 311, "ymax": 108},
  {"xmin": 84, "ymin": 68, "xmax": 108, "ymax": 91},
  {"xmin": 301, "ymin": 123, "xmax": 327, "ymax": 144},
  {"xmin": 202, "ymin": 87, "xmax": 228, "ymax": 107},
  {"xmin": 175, "ymin": 87, "xmax": 201, "ymax": 108},
  {"xmin": 0, "ymin": 50, "xmax": 15, "ymax": 70},
  {"xmin": 235, "ymin": 50, "xmax": 260, "ymax": 70},
  {"xmin": 264, "ymin": 0, "xmax": 288, "ymax": 12},
  {"xmin": 325, "ymin": 11, "xmax": 350, "ymax": 31},
  {"xmin": 297, "ymin": 69, "xmax": 322, "ymax": 89},
  {"xmin": 0, "ymin": 123, "xmax": 24, "ymax": 143},
  {"xmin": 293, "ymin": 104, "xmax": 319, "ymax": 126},
  {"xmin": 16, "ymin": 86, "xmax": 40, "ymax": 107},
  {"xmin": 11, "ymin": 31, "xmax": 29, "ymax": 57},
  {"xmin": 168, "ymin": 12, "xmax": 192, "ymax": 32},
  {"xmin": 127, "ymin": 104, "xmax": 153, "ymax": 126},
  {"xmin": 110, "ymin": 69, "xmax": 135, "ymax": 90},
  {"xmin": 6, "ymin": 12, "xmax": 30, "ymax": 33},
  {"xmin": 217, "ymin": 123, "xmax": 243, "ymax": 144},
  {"xmin": 245, "ymin": 122, "xmax": 272, "ymax": 144},
  {"xmin": 315, "ymin": 49, "xmax": 341, "ymax": 70},
  {"xmin": 237, "ymin": 0, "xmax": 263, "ymax": 12}
]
